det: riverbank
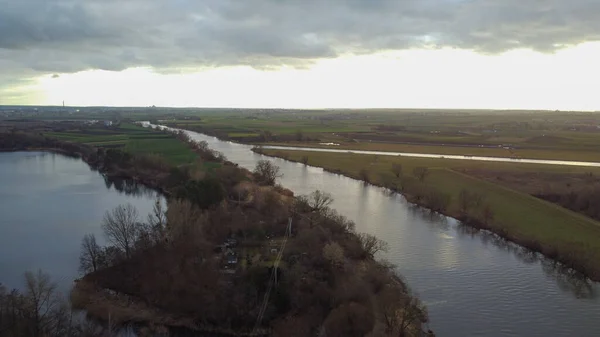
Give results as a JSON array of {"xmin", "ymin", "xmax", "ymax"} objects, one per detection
[
  {"xmin": 0, "ymin": 137, "xmax": 173, "ymax": 197},
  {"xmin": 161, "ymin": 124, "xmax": 600, "ymax": 281},
  {"xmin": 71, "ymin": 279, "xmax": 270, "ymax": 336},
  {"xmin": 258, "ymin": 145, "xmax": 600, "ymax": 167},
  {"xmin": 1, "ymin": 126, "xmax": 430, "ymax": 336},
  {"xmin": 256, "ymin": 141, "xmax": 600, "ymax": 163},
  {"xmin": 161, "ymin": 109, "xmax": 600, "ymax": 163},
  {"xmin": 254, "ymin": 147, "xmax": 600, "ymax": 282},
  {"xmin": 134, "ymin": 123, "xmax": 600, "ymax": 336}
]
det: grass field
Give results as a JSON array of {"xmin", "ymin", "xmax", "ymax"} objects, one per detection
[
  {"xmin": 44, "ymin": 123, "xmax": 196, "ymax": 165},
  {"xmin": 259, "ymin": 148, "xmax": 600, "ymax": 279},
  {"xmin": 160, "ymin": 109, "xmax": 600, "ymax": 162},
  {"xmin": 18, "ymin": 108, "xmax": 600, "ymax": 161}
]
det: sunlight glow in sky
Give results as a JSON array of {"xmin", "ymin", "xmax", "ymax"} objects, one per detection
[
  {"xmin": 32, "ymin": 42, "xmax": 600, "ymax": 110},
  {"xmin": 3, "ymin": 0, "xmax": 600, "ymax": 110}
]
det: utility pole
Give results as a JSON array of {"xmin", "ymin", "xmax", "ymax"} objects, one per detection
[{"xmin": 253, "ymin": 217, "xmax": 292, "ymax": 333}]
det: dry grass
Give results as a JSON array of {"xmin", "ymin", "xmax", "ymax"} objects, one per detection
[{"xmin": 71, "ymin": 279, "xmax": 197, "ymax": 328}]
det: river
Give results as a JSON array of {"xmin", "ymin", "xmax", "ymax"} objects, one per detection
[
  {"xmin": 0, "ymin": 151, "xmax": 162, "ymax": 292},
  {"xmin": 167, "ymin": 127, "xmax": 599, "ymax": 337}
]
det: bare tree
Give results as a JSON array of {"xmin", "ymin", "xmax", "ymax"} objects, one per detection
[
  {"xmin": 426, "ymin": 190, "xmax": 451, "ymax": 213},
  {"xmin": 357, "ymin": 233, "xmax": 389, "ymax": 258},
  {"xmin": 458, "ymin": 189, "xmax": 473, "ymax": 215},
  {"xmin": 413, "ymin": 167, "xmax": 430, "ymax": 182},
  {"xmin": 293, "ymin": 190, "xmax": 335, "ymax": 228},
  {"xmin": 391, "ymin": 163, "xmax": 403, "ymax": 178},
  {"xmin": 483, "ymin": 204, "xmax": 495, "ymax": 225},
  {"xmin": 301, "ymin": 155, "xmax": 309, "ymax": 165},
  {"xmin": 472, "ymin": 192, "xmax": 485, "ymax": 210},
  {"xmin": 306, "ymin": 190, "xmax": 334, "ymax": 213},
  {"xmin": 1, "ymin": 271, "xmax": 106, "ymax": 337},
  {"xmin": 79, "ymin": 234, "xmax": 102, "ymax": 274},
  {"xmin": 459, "ymin": 189, "xmax": 485, "ymax": 216},
  {"xmin": 147, "ymin": 198, "xmax": 166, "ymax": 229},
  {"xmin": 324, "ymin": 302, "xmax": 375, "ymax": 337},
  {"xmin": 166, "ymin": 199, "xmax": 209, "ymax": 245},
  {"xmin": 323, "ymin": 242, "xmax": 345, "ymax": 267},
  {"xmin": 253, "ymin": 160, "xmax": 283, "ymax": 186},
  {"xmin": 380, "ymin": 285, "xmax": 428, "ymax": 337},
  {"xmin": 24, "ymin": 270, "xmax": 60, "ymax": 336},
  {"xmin": 102, "ymin": 203, "xmax": 140, "ymax": 258},
  {"xmin": 261, "ymin": 130, "xmax": 273, "ymax": 142},
  {"xmin": 196, "ymin": 140, "xmax": 210, "ymax": 152},
  {"xmin": 146, "ymin": 197, "xmax": 167, "ymax": 244},
  {"xmin": 358, "ymin": 168, "xmax": 370, "ymax": 183}
]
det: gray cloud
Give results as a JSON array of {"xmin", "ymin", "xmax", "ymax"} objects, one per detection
[{"xmin": 0, "ymin": 0, "xmax": 599, "ymax": 88}]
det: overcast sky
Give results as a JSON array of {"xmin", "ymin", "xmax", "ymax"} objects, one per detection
[{"xmin": 1, "ymin": 0, "xmax": 599, "ymax": 110}]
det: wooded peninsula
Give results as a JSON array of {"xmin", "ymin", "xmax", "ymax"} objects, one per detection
[{"xmin": 0, "ymin": 121, "xmax": 431, "ymax": 337}]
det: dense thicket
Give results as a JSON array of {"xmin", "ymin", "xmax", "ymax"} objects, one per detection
[
  {"xmin": 2, "ymin": 129, "xmax": 429, "ymax": 336},
  {"xmin": 537, "ymin": 190, "xmax": 600, "ymax": 222}
]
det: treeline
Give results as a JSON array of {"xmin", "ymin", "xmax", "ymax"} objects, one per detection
[
  {"xmin": 0, "ymin": 131, "xmax": 95, "ymax": 158},
  {"xmin": 165, "ymin": 123, "xmax": 318, "ymax": 144},
  {"xmin": 0, "ymin": 271, "xmax": 105, "ymax": 337},
  {"xmin": 536, "ymin": 189, "xmax": 600, "ymax": 222}
]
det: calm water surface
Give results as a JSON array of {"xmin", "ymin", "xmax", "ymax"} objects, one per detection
[
  {"xmin": 0, "ymin": 151, "xmax": 161, "ymax": 291},
  {"xmin": 173, "ymin": 128, "xmax": 600, "ymax": 337}
]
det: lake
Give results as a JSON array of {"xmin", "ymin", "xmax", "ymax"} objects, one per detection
[{"xmin": 0, "ymin": 151, "xmax": 161, "ymax": 292}]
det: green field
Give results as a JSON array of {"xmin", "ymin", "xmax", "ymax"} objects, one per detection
[
  {"xmin": 44, "ymin": 123, "xmax": 196, "ymax": 165},
  {"xmin": 157, "ymin": 109, "xmax": 600, "ymax": 162},
  {"xmin": 259, "ymin": 148, "xmax": 600, "ymax": 279},
  {"xmin": 18, "ymin": 108, "xmax": 600, "ymax": 161}
]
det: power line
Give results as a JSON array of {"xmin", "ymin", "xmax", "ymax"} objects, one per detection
[{"xmin": 252, "ymin": 217, "xmax": 292, "ymax": 334}]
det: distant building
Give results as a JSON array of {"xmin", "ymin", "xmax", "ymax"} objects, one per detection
[{"xmin": 104, "ymin": 121, "xmax": 113, "ymax": 127}]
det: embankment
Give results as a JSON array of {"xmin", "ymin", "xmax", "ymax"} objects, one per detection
[{"xmin": 253, "ymin": 147, "xmax": 600, "ymax": 282}]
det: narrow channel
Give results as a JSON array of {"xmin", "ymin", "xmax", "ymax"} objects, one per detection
[
  {"xmin": 261, "ymin": 145, "xmax": 600, "ymax": 168},
  {"xmin": 161, "ymin": 125, "xmax": 600, "ymax": 337}
]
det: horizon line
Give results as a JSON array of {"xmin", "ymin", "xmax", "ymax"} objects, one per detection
[{"xmin": 1, "ymin": 104, "xmax": 599, "ymax": 113}]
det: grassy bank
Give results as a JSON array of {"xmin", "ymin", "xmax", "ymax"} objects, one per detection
[
  {"xmin": 257, "ymin": 141, "xmax": 600, "ymax": 162},
  {"xmin": 256, "ymin": 148, "xmax": 600, "ymax": 281}
]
